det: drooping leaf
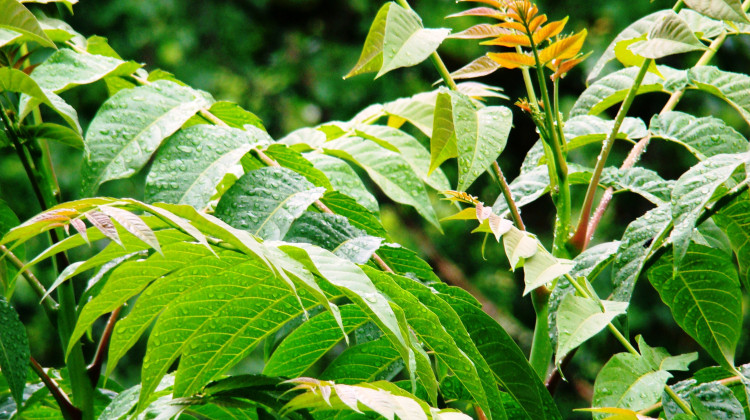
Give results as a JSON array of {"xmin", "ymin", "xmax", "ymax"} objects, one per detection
[
  {"xmin": 321, "ymin": 337, "xmax": 403, "ymax": 384},
  {"xmin": 648, "ymin": 244, "xmax": 742, "ymax": 369},
  {"xmin": 214, "ymin": 167, "xmax": 326, "ymax": 240},
  {"xmin": 364, "ymin": 268, "xmax": 498, "ymax": 420},
  {"xmin": 670, "ymin": 152, "xmax": 749, "ymax": 265},
  {"xmin": 323, "ymin": 137, "xmax": 440, "ymax": 230},
  {"xmin": 383, "ymin": 90, "xmax": 438, "ymax": 136},
  {"xmin": 373, "ymin": 243, "xmax": 441, "ymax": 283},
  {"xmin": 456, "ymin": 104, "xmax": 512, "ymax": 191},
  {"xmin": 683, "ymin": 0, "xmax": 750, "ymax": 23},
  {"xmin": 649, "ymin": 111, "xmax": 749, "ymax": 160},
  {"xmin": 629, "ymin": 11, "xmax": 706, "ymax": 59},
  {"xmin": 555, "ymin": 294, "xmax": 628, "ymax": 365},
  {"xmin": 264, "ymin": 144, "xmax": 332, "ymax": 190},
  {"xmin": 592, "ymin": 353, "xmax": 673, "ymax": 417},
  {"xmin": 199, "ymin": 101, "xmax": 265, "ymax": 130},
  {"xmin": 450, "ymin": 55, "xmax": 502, "ymax": 80},
  {"xmin": 264, "ymin": 304, "xmax": 370, "ymax": 378},
  {"xmin": 0, "ymin": 296, "xmax": 29, "ymax": 406},
  {"xmin": 285, "ymin": 212, "xmax": 383, "ymax": 264},
  {"xmin": 588, "ymin": 10, "xmax": 671, "ymax": 82},
  {"xmin": 688, "ymin": 66, "xmax": 750, "ymax": 126},
  {"xmin": 714, "ymin": 192, "xmax": 750, "ymax": 291},
  {"xmin": 0, "ymin": 0, "xmax": 55, "ymax": 49},
  {"xmin": 439, "ymin": 290, "xmax": 562, "ymax": 420},
  {"xmin": 355, "ymin": 125, "xmax": 450, "ymax": 191},
  {"xmin": 305, "ymin": 153, "xmax": 379, "ymax": 214},
  {"xmin": 145, "ymin": 125, "xmax": 269, "ymax": 209},
  {"xmin": 378, "ymin": 3, "xmax": 451, "ymax": 77},
  {"xmin": 611, "ymin": 203, "xmax": 672, "ymax": 302},
  {"xmin": 429, "ymin": 90, "xmax": 458, "ymax": 174},
  {"xmin": 600, "ymin": 167, "xmax": 674, "ymax": 205},
  {"xmin": 319, "ymin": 191, "xmax": 386, "ymax": 238},
  {"xmin": 571, "ymin": 65, "xmax": 681, "ymax": 117},
  {"xmin": 81, "ymin": 80, "xmax": 213, "ymax": 194},
  {"xmin": 0, "ymin": 67, "xmax": 80, "ymax": 133},
  {"xmin": 20, "ymin": 122, "xmax": 83, "ymax": 149},
  {"xmin": 521, "ymin": 246, "xmax": 574, "ymax": 295}
]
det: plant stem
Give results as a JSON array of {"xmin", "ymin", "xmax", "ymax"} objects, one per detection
[
  {"xmin": 2, "ymin": 102, "xmax": 94, "ymax": 419},
  {"xmin": 87, "ymin": 306, "xmax": 122, "ymax": 384},
  {"xmin": 571, "ymin": 60, "xmax": 651, "ymax": 250},
  {"xmin": 0, "ymin": 244, "xmax": 58, "ymax": 318},
  {"xmin": 31, "ymin": 356, "xmax": 81, "ymax": 420},
  {"xmin": 639, "ymin": 374, "xmax": 746, "ymax": 415},
  {"xmin": 492, "ymin": 162, "xmax": 525, "ymax": 230}
]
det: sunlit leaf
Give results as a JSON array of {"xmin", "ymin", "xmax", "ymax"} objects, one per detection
[
  {"xmin": 305, "ymin": 153, "xmax": 379, "ymax": 214},
  {"xmin": 555, "ymin": 294, "xmax": 627, "ymax": 365},
  {"xmin": 683, "ymin": 0, "xmax": 750, "ymax": 23},
  {"xmin": 0, "ymin": 0, "xmax": 55, "ymax": 49},
  {"xmin": 629, "ymin": 11, "xmax": 706, "ymax": 59},
  {"xmin": 649, "ymin": 111, "xmax": 749, "ymax": 160},
  {"xmin": 346, "ymin": 3, "xmax": 389, "ymax": 78},
  {"xmin": 81, "ymin": 80, "xmax": 213, "ymax": 195},
  {"xmin": 487, "ymin": 51, "xmax": 536, "ymax": 68},
  {"xmin": 450, "ymin": 55, "xmax": 502, "ymax": 80},
  {"xmin": 538, "ymin": 30, "xmax": 587, "ymax": 63}
]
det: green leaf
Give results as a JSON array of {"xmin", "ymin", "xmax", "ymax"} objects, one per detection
[
  {"xmin": 214, "ymin": 167, "xmax": 325, "ymax": 240},
  {"xmin": 70, "ymin": 237, "xmax": 213, "ymax": 359},
  {"xmin": 629, "ymin": 11, "xmax": 706, "ymax": 59},
  {"xmin": 688, "ymin": 66, "xmax": 750, "ymax": 126},
  {"xmin": 429, "ymin": 90, "xmax": 458, "ymax": 174},
  {"xmin": 285, "ymin": 212, "xmax": 383, "ymax": 264},
  {"xmin": 456, "ymin": 104, "xmax": 512, "ymax": 191},
  {"xmin": 600, "ymin": 167, "xmax": 674, "ymax": 205},
  {"xmin": 548, "ymin": 241, "xmax": 620, "ymax": 349},
  {"xmin": 304, "ymin": 153, "xmax": 379, "ymax": 214},
  {"xmin": 383, "ymin": 90, "xmax": 437, "ymax": 136},
  {"xmin": 670, "ymin": 152, "xmax": 749, "ymax": 265},
  {"xmin": 0, "ymin": 67, "xmax": 80, "ymax": 132},
  {"xmin": 319, "ymin": 191, "xmax": 387, "ymax": 238},
  {"xmin": 345, "ymin": 3, "xmax": 389, "ymax": 78},
  {"xmin": 649, "ymin": 111, "xmax": 749, "ymax": 160},
  {"xmin": 683, "ymin": 0, "xmax": 750, "ymax": 23},
  {"xmin": 0, "ymin": 0, "xmax": 55, "ymax": 49},
  {"xmin": 145, "ymin": 125, "xmax": 269, "ymax": 209},
  {"xmin": 665, "ymin": 381, "xmax": 745, "ymax": 419},
  {"xmin": 264, "ymin": 304, "xmax": 369, "ymax": 378},
  {"xmin": 364, "ymin": 268, "xmax": 497, "ymax": 420},
  {"xmin": 492, "ymin": 166, "xmax": 550, "ymax": 217},
  {"xmin": 321, "ymin": 337, "xmax": 403, "ymax": 384},
  {"xmin": 378, "ymin": 3, "xmax": 450, "ymax": 78},
  {"xmin": 264, "ymin": 144, "xmax": 332, "ymax": 190},
  {"xmin": 588, "ymin": 10, "xmax": 671, "ymax": 82},
  {"xmin": 439, "ymin": 288, "xmax": 562, "ymax": 420},
  {"xmin": 714, "ymin": 193, "xmax": 750, "ymax": 291},
  {"xmin": 0, "ymin": 296, "xmax": 29, "ymax": 406},
  {"xmin": 637, "ymin": 336, "xmax": 697, "ymax": 373},
  {"xmin": 388, "ymin": 272, "xmax": 506, "ymax": 420},
  {"xmin": 571, "ymin": 65, "xmax": 681, "ymax": 117},
  {"xmin": 373, "ymin": 243, "xmax": 440, "ymax": 283},
  {"xmin": 555, "ymin": 294, "xmax": 628, "ymax": 365},
  {"xmin": 592, "ymin": 353, "xmax": 672, "ymax": 417},
  {"xmin": 201, "ymin": 101, "xmax": 265, "ymax": 130},
  {"xmin": 611, "ymin": 203, "xmax": 672, "ymax": 302},
  {"xmin": 521, "ymin": 246, "xmax": 574, "ymax": 295},
  {"xmin": 323, "ymin": 137, "xmax": 440, "ymax": 230},
  {"xmin": 81, "ymin": 80, "xmax": 213, "ymax": 195},
  {"xmin": 20, "ymin": 49, "xmax": 140, "ymax": 115},
  {"xmin": 355, "ymin": 125, "xmax": 450, "ymax": 191},
  {"xmin": 20, "ymin": 122, "xmax": 83, "ymax": 149},
  {"xmin": 648, "ymin": 244, "xmax": 742, "ymax": 369},
  {"xmin": 0, "ymin": 28, "xmax": 22, "ymax": 48}
]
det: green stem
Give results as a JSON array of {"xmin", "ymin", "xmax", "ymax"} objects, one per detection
[
  {"xmin": 0, "ymin": 244, "xmax": 58, "ymax": 319},
  {"xmin": 572, "ymin": 60, "xmax": 651, "ymax": 250},
  {"xmin": 31, "ymin": 356, "xmax": 81, "ymax": 420}
]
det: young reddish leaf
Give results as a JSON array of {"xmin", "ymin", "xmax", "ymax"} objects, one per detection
[
  {"xmin": 449, "ymin": 24, "xmax": 507, "ymax": 40},
  {"xmin": 447, "ymin": 7, "xmax": 503, "ymax": 20},
  {"xmin": 497, "ymin": 21, "xmax": 528, "ymax": 33},
  {"xmin": 527, "ymin": 14, "xmax": 548, "ymax": 33},
  {"xmin": 451, "ymin": 55, "xmax": 502, "ymax": 80},
  {"xmin": 441, "ymin": 190, "xmax": 481, "ymax": 205},
  {"xmin": 70, "ymin": 218, "xmax": 89, "ymax": 244},
  {"xmin": 99, "ymin": 205, "xmax": 162, "ymax": 254},
  {"xmin": 84, "ymin": 210, "xmax": 121, "ymax": 246},
  {"xmin": 538, "ymin": 29, "xmax": 587, "ymax": 63},
  {"xmin": 532, "ymin": 17, "xmax": 568, "ymax": 44},
  {"xmin": 481, "ymin": 33, "xmax": 532, "ymax": 48},
  {"xmin": 456, "ymin": 0, "xmax": 505, "ymax": 9},
  {"xmin": 487, "ymin": 51, "xmax": 536, "ymax": 68}
]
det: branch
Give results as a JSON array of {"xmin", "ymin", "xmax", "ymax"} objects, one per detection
[
  {"xmin": 87, "ymin": 306, "xmax": 122, "ymax": 385},
  {"xmin": 492, "ymin": 162, "xmax": 525, "ymax": 231},
  {"xmin": 1, "ymin": 244, "xmax": 58, "ymax": 319},
  {"xmin": 31, "ymin": 356, "xmax": 81, "ymax": 420}
]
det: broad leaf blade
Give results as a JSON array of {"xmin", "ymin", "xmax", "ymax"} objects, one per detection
[
  {"xmin": 285, "ymin": 212, "xmax": 383, "ymax": 264},
  {"xmin": 0, "ymin": 0, "xmax": 55, "ymax": 48},
  {"xmin": 457, "ymin": 104, "xmax": 512, "ymax": 191},
  {"xmin": 648, "ymin": 244, "xmax": 742, "ymax": 369},
  {"xmin": 81, "ymin": 80, "xmax": 213, "ymax": 194},
  {"xmin": 145, "ymin": 125, "xmax": 269, "ymax": 209},
  {"xmin": 305, "ymin": 153, "xmax": 379, "ymax": 214},
  {"xmin": 714, "ymin": 192, "xmax": 750, "ymax": 291},
  {"xmin": 555, "ymin": 295, "xmax": 628, "ymax": 364},
  {"xmin": 683, "ymin": 0, "xmax": 750, "ymax": 23},
  {"xmin": 592, "ymin": 353, "xmax": 672, "ymax": 417},
  {"xmin": 688, "ymin": 66, "xmax": 750, "ymax": 126},
  {"xmin": 346, "ymin": 3, "xmax": 389, "ymax": 78},
  {"xmin": 629, "ymin": 11, "xmax": 706, "ymax": 59},
  {"xmin": 214, "ymin": 167, "xmax": 326, "ymax": 240},
  {"xmin": 649, "ymin": 111, "xmax": 749, "ymax": 160}
]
